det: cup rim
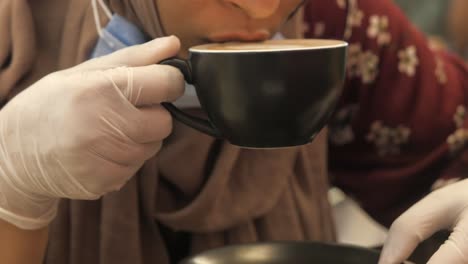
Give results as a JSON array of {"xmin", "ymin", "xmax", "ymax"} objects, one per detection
[{"xmin": 189, "ymin": 39, "xmax": 348, "ymax": 53}]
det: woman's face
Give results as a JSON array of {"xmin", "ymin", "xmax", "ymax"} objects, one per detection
[{"xmin": 156, "ymin": 0, "xmax": 304, "ymax": 57}]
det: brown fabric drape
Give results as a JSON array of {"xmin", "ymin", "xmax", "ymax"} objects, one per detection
[{"xmin": 0, "ymin": 1, "xmax": 335, "ymax": 263}]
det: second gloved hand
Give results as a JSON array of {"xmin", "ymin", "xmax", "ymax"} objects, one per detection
[
  {"xmin": 379, "ymin": 178, "xmax": 468, "ymax": 264},
  {"xmin": 0, "ymin": 36, "xmax": 184, "ymax": 230}
]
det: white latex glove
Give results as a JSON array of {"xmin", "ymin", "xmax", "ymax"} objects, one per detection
[
  {"xmin": 378, "ymin": 178, "xmax": 468, "ymax": 264},
  {"xmin": 0, "ymin": 36, "xmax": 184, "ymax": 230}
]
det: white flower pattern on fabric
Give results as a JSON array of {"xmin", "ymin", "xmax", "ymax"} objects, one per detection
[
  {"xmin": 447, "ymin": 105, "xmax": 468, "ymax": 153},
  {"xmin": 447, "ymin": 129, "xmax": 468, "ymax": 153},
  {"xmin": 398, "ymin": 46, "xmax": 419, "ymax": 76},
  {"xmin": 344, "ymin": 0, "xmax": 364, "ymax": 39},
  {"xmin": 360, "ymin": 51, "xmax": 379, "ymax": 84},
  {"xmin": 348, "ymin": 7, "xmax": 364, "ymax": 28},
  {"xmin": 347, "ymin": 43, "xmax": 363, "ymax": 77},
  {"xmin": 454, "ymin": 105, "xmax": 466, "ymax": 128},
  {"xmin": 367, "ymin": 15, "xmax": 391, "ymax": 46},
  {"xmin": 435, "ymin": 57, "xmax": 447, "ymax": 84},
  {"xmin": 346, "ymin": 43, "xmax": 379, "ymax": 84},
  {"xmin": 366, "ymin": 121, "xmax": 411, "ymax": 156}
]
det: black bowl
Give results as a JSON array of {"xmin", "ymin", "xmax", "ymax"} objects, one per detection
[{"xmin": 179, "ymin": 241, "xmax": 396, "ymax": 264}]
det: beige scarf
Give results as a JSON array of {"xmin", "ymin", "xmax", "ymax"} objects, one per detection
[{"xmin": 0, "ymin": 1, "xmax": 335, "ymax": 263}]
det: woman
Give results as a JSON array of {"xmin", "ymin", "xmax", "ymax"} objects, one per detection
[{"xmin": 0, "ymin": 1, "xmax": 466, "ymax": 264}]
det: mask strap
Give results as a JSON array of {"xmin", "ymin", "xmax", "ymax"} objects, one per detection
[{"xmin": 91, "ymin": 0, "xmax": 113, "ymax": 37}]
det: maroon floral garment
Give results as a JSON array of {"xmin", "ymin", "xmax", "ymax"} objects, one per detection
[{"xmin": 304, "ymin": 0, "xmax": 468, "ymax": 225}]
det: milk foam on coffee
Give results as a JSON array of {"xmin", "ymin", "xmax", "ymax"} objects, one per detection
[
  {"xmin": 190, "ymin": 39, "xmax": 347, "ymax": 52},
  {"xmin": 206, "ymin": 44, "xmax": 306, "ymax": 50}
]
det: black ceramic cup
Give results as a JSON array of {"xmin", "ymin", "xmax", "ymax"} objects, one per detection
[{"xmin": 162, "ymin": 39, "xmax": 347, "ymax": 148}]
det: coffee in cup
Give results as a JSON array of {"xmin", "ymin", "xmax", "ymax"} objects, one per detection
[{"xmin": 192, "ymin": 39, "xmax": 342, "ymax": 51}]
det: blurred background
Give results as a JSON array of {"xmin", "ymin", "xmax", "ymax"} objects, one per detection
[{"xmin": 394, "ymin": 0, "xmax": 467, "ymax": 59}]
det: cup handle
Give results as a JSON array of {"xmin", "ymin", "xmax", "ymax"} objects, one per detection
[{"xmin": 160, "ymin": 58, "xmax": 221, "ymax": 138}]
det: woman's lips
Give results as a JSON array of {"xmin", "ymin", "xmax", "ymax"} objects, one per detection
[{"xmin": 208, "ymin": 30, "xmax": 271, "ymax": 42}]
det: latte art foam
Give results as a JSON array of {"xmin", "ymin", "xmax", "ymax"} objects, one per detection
[
  {"xmin": 202, "ymin": 43, "xmax": 310, "ymax": 51},
  {"xmin": 190, "ymin": 39, "xmax": 347, "ymax": 53}
]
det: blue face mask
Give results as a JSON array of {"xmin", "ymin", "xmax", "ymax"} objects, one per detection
[
  {"xmin": 89, "ymin": 1, "xmax": 201, "ymax": 108},
  {"xmin": 90, "ymin": 14, "xmax": 149, "ymax": 58}
]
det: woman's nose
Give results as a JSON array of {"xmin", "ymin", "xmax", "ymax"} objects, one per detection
[{"xmin": 225, "ymin": 0, "xmax": 281, "ymax": 19}]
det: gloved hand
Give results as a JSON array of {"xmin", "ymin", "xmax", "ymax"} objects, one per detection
[
  {"xmin": 0, "ymin": 36, "xmax": 184, "ymax": 230},
  {"xmin": 378, "ymin": 178, "xmax": 468, "ymax": 264}
]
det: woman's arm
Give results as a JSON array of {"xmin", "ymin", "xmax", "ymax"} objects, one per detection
[{"xmin": 0, "ymin": 219, "xmax": 48, "ymax": 264}]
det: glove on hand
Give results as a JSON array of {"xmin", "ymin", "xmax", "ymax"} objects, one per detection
[
  {"xmin": 379, "ymin": 178, "xmax": 468, "ymax": 264},
  {"xmin": 0, "ymin": 36, "xmax": 184, "ymax": 230}
]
